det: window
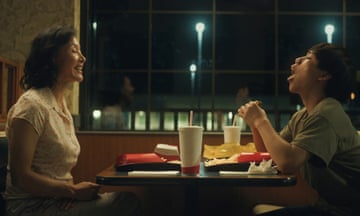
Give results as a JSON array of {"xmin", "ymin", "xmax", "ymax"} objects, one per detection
[{"xmin": 80, "ymin": 0, "xmax": 360, "ymax": 132}]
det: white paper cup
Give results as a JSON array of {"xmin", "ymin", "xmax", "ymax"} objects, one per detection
[
  {"xmin": 223, "ymin": 125, "xmax": 241, "ymax": 144},
  {"xmin": 178, "ymin": 126, "xmax": 203, "ymax": 175}
]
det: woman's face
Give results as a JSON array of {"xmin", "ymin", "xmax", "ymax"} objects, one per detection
[
  {"xmin": 54, "ymin": 36, "xmax": 86, "ymax": 85},
  {"xmin": 287, "ymin": 51, "xmax": 328, "ymax": 95}
]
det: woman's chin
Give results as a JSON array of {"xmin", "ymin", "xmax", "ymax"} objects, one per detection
[{"xmin": 75, "ymin": 74, "xmax": 84, "ymax": 82}]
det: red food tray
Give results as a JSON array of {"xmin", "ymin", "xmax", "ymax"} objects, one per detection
[
  {"xmin": 116, "ymin": 153, "xmax": 165, "ymax": 165},
  {"xmin": 237, "ymin": 152, "xmax": 271, "ymax": 163},
  {"xmin": 114, "ymin": 153, "xmax": 180, "ymax": 171}
]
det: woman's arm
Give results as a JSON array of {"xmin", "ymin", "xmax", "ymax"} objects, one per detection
[{"xmin": 9, "ymin": 118, "xmax": 99, "ymax": 200}]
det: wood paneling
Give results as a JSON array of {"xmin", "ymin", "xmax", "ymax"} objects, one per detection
[{"xmin": 0, "ymin": 56, "xmax": 23, "ymax": 130}]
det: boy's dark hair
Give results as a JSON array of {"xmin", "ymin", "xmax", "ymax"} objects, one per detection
[{"xmin": 310, "ymin": 43, "xmax": 356, "ymax": 103}]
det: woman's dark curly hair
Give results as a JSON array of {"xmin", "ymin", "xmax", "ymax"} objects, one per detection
[
  {"xmin": 20, "ymin": 26, "xmax": 76, "ymax": 90},
  {"xmin": 309, "ymin": 43, "xmax": 356, "ymax": 103}
]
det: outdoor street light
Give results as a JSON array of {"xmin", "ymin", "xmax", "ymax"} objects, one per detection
[
  {"xmin": 195, "ymin": 22, "xmax": 205, "ymax": 110},
  {"xmin": 92, "ymin": 109, "xmax": 101, "ymax": 129},
  {"xmin": 190, "ymin": 64, "xmax": 197, "ymax": 95},
  {"xmin": 189, "ymin": 63, "xmax": 197, "ymax": 107},
  {"xmin": 92, "ymin": 21, "xmax": 97, "ymax": 31},
  {"xmin": 190, "ymin": 63, "xmax": 197, "ymax": 80},
  {"xmin": 324, "ymin": 24, "xmax": 335, "ymax": 43},
  {"xmin": 196, "ymin": 23, "xmax": 205, "ymax": 41}
]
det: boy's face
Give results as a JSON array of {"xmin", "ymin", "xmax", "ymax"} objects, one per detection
[{"xmin": 288, "ymin": 51, "xmax": 330, "ymax": 95}]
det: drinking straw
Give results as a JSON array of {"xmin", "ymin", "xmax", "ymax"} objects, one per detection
[
  {"xmin": 232, "ymin": 114, "xmax": 237, "ymax": 126},
  {"xmin": 189, "ymin": 110, "xmax": 193, "ymax": 126}
]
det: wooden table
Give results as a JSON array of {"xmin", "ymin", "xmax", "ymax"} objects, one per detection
[{"xmin": 96, "ymin": 162, "xmax": 296, "ymax": 216}]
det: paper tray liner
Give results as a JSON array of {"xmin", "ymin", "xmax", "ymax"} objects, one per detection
[
  {"xmin": 115, "ymin": 162, "xmax": 180, "ymax": 172},
  {"xmin": 204, "ymin": 162, "xmax": 251, "ymax": 172}
]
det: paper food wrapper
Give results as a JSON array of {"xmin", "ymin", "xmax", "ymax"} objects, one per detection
[
  {"xmin": 203, "ymin": 142, "xmax": 256, "ymax": 159},
  {"xmin": 154, "ymin": 143, "xmax": 180, "ymax": 161}
]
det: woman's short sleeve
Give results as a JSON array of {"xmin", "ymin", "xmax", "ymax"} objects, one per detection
[{"xmin": 7, "ymin": 97, "xmax": 47, "ymax": 136}]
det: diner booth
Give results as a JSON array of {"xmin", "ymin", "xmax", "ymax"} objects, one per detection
[
  {"xmin": 0, "ymin": 55, "xmax": 316, "ymax": 214},
  {"xmin": 5, "ymin": 0, "xmax": 357, "ymax": 215}
]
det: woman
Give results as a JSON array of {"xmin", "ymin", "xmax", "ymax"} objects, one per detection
[
  {"xmin": 4, "ymin": 26, "xmax": 140, "ymax": 216},
  {"xmin": 238, "ymin": 43, "xmax": 360, "ymax": 216}
]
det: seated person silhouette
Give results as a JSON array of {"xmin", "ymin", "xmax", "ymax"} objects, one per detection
[{"xmin": 101, "ymin": 75, "xmax": 134, "ymax": 130}]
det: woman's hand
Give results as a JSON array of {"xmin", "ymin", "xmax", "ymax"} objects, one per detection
[
  {"xmin": 72, "ymin": 181, "xmax": 100, "ymax": 201},
  {"xmin": 57, "ymin": 181, "xmax": 100, "ymax": 209},
  {"xmin": 237, "ymin": 101, "xmax": 268, "ymax": 128}
]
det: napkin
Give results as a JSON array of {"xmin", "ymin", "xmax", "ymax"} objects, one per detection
[
  {"xmin": 247, "ymin": 159, "xmax": 277, "ymax": 174},
  {"xmin": 128, "ymin": 171, "xmax": 180, "ymax": 176},
  {"xmin": 154, "ymin": 143, "xmax": 180, "ymax": 161}
]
